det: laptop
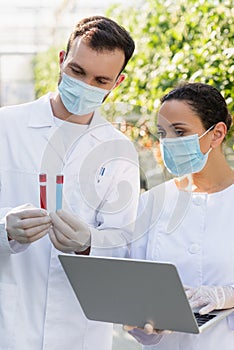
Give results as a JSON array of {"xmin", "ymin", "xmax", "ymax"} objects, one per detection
[{"xmin": 58, "ymin": 254, "xmax": 234, "ymax": 334}]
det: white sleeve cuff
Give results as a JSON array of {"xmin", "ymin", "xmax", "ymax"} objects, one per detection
[
  {"xmin": 0, "ymin": 223, "xmax": 29, "ymax": 254},
  {"xmin": 0, "ymin": 223, "xmax": 13, "ymax": 254}
]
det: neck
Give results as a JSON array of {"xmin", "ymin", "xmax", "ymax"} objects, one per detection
[
  {"xmin": 176, "ymin": 149, "xmax": 234, "ymax": 193},
  {"xmin": 50, "ymin": 92, "xmax": 93, "ymax": 125}
]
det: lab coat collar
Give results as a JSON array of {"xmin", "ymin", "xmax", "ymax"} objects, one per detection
[
  {"xmin": 28, "ymin": 92, "xmax": 114, "ymax": 142},
  {"xmin": 87, "ymin": 110, "xmax": 113, "ymax": 142},
  {"xmin": 28, "ymin": 93, "xmax": 55, "ymax": 128}
]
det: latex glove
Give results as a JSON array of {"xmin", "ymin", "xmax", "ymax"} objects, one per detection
[
  {"xmin": 49, "ymin": 210, "xmax": 91, "ymax": 253},
  {"xmin": 6, "ymin": 204, "xmax": 51, "ymax": 243},
  {"xmin": 186, "ymin": 285, "xmax": 234, "ymax": 315},
  {"xmin": 123, "ymin": 324, "xmax": 172, "ymax": 345}
]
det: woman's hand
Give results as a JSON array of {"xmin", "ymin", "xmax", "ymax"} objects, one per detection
[
  {"xmin": 185, "ymin": 285, "xmax": 234, "ymax": 314},
  {"xmin": 123, "ymin": 323, "xmax": 172, "ymax": 346},
  {"xmin": 123, "ymin": 323, "xmax": 172, "ymax": 335}
]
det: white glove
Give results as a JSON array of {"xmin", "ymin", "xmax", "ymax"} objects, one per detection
[
  {"xmin": 49, "ymin": 210, "xmax": 91, "ymax": 253},
  {"xmin": 186, "ymin": 285, "xmax": 234, "ymax": 315},
  {"xmin": 6, "ymin": 204, "xmax": 51, "ymax": 243}
]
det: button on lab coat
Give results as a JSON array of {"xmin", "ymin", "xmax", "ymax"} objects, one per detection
[{"xmin": 0, "ymin": 93, "xmax": 139, "ymax": 350}]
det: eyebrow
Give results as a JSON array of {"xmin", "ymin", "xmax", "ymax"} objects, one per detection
[
  {"xmin": 157, "ymin": 122, "xmax": 188, "ymax": 128},
  {"xmin": 68, "ymin": 62, "xmax": 113, "ymax": 82}
]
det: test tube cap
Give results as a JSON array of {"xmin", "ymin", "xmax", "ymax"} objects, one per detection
[
  {"xmin": 39, "ymin": 173, "xmax": 47, "ymax": 182},
  {"xmin": 56, "ymin": 174, "xmax": 64, "ymax": 184}
]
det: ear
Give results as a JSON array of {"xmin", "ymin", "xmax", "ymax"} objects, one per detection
[
  {"xmin": 113, "ymin": 74, "xmax": 125, "ymax": 90},
  {"xmin": 210, "ymin": 122, "xmax": 227, "ymax": 148},
  {"xmin": 59, "ymin": 50, "xmax": 66, "ymax": 65}
]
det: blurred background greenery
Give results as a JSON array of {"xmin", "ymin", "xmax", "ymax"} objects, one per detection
[{"xmin": 33, "ymin": 0, "xmax": 234, "ymax": 189}]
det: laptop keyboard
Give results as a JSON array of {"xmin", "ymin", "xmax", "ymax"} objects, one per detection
[{"xmin": 194, "ymin": 312, "xmax": 217, "ymax": 326}]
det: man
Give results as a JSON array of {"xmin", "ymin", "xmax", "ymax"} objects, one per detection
[{"xmin": 0, "ymin": 16, "xmax": 139, "ymax": 350}]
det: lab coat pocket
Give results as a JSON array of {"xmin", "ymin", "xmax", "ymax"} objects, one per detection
[
  {"xmin": 0, "ymin": 282, "xmax": 18, "ymax": 349},
  {"xmin": 69, "ymin": 172, "xmax": 112, "ymax": 216}
]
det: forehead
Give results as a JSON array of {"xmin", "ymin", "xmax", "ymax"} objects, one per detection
[
  {"xmin": 66, "ymin": 37, "xmax": 125, "ymax": 78},
  {"xmin": 158, "ymin": 99, "xmax": 203, "ymax": 128}
]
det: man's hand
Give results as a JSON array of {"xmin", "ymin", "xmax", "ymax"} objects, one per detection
[
  {"xmin": 6, "ymin": 204, "xmax": 51, "ymax": 243},
  {"xmin": 49, "ymin": 210, "xmax": 91, "ymax": 253}
]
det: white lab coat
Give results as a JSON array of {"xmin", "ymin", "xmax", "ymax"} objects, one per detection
[
  {"xmin": 0, "ymin": 93, "xmax": 140, "ymax": 350},
  {"xmin": 131, "ymin": 179, "xmax": 234, "ymax": 350}
]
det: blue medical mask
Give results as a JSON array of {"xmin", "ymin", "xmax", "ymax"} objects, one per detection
[
  {"xmin": 58, "ymin": 73, "xmax": 109, "ymax": 115},
  {"xmin": 160, "ymin": 126, "xmax": 214, "ymax": 176}
]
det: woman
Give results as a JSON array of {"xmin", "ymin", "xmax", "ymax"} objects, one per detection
[{"xmin": 126, "ymin": 82, "xmax": 234, "ymax": 349}]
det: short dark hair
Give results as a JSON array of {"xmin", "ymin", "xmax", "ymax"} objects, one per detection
[
  {"xmin": 66, "ymin": 16, "xmax": 135, "ymax": 73},
  {"xmin": 161, "ymin": 82, "xmax": 232, "ymax": 131}
]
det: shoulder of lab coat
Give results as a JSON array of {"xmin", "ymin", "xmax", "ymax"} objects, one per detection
[
  {"xmin": 130, "ymin": 180, "xmax": 173, "ymax": 260},
  {"xmin": 87, "ymin": 109, "xmax": 138, "ymax": 156},
  {"xmin": 0, "ymin": 93, "xmax": 54, "ymax": 128}
]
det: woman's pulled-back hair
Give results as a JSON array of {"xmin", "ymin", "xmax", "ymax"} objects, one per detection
[{"xmin": 161, "ymin": 82, "xmax": 232, "ymax": 131}]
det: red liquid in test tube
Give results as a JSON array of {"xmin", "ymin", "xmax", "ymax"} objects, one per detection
[{"xmin": 39, "ymin": 173, "xmax": 47, "ymax": 209}]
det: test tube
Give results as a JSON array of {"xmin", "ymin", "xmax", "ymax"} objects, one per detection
[
  {"xmin": 56, "ymin": 174, "xmax": 64, "ymax": 211},
  {"xmin": 39, "ymin": 173, "xmax": 47, "ymax": 210}
]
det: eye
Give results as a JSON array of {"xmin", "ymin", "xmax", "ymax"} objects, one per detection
[
  {"xmin": 96, "ymin": 79, "xmax": 108, "ymax": 85},
  {"xmin": 156, "ymin": 129, "xmax": 166, "ymax": 139},
  {"xmin": 71, "ymin": 68, "xmax": 83, "ymax": 75},
  {"xmin": 174, "ymin": 129, "xmax": 185, "ymax": 137}
]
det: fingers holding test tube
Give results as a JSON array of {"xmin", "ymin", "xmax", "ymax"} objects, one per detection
[
  {"xmin": 6, "ymin": 204, "xmax": 51, "ymax": 243},
  {"xmin": 49, "ymin": 210, "xmax": 91, "ymax": 253}
]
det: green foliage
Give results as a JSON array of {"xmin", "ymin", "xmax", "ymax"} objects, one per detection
[
  {"xmin": 33, "ymin": 47, "xmax": 60, "ymax": 98},
  {"xmin": 105, "ymin": 0, "xmax": 234, "ymax": 139},
  {"xmin": 32, "ymin": 0, "xmax": 234, "ymax": 143}
]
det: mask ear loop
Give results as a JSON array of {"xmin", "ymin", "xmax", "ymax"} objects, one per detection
[
  {"xmin": 198, "ymin": 124, "xmax": 216, "ymax": 158},
  {"xmin": 198, "ymin": 124, "xmax": 216, "ymax": 139}
]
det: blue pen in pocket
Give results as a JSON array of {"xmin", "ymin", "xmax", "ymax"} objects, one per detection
[{"xmin": 97, "ymin": 167, "xmax": 105, "ymax": 183}]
